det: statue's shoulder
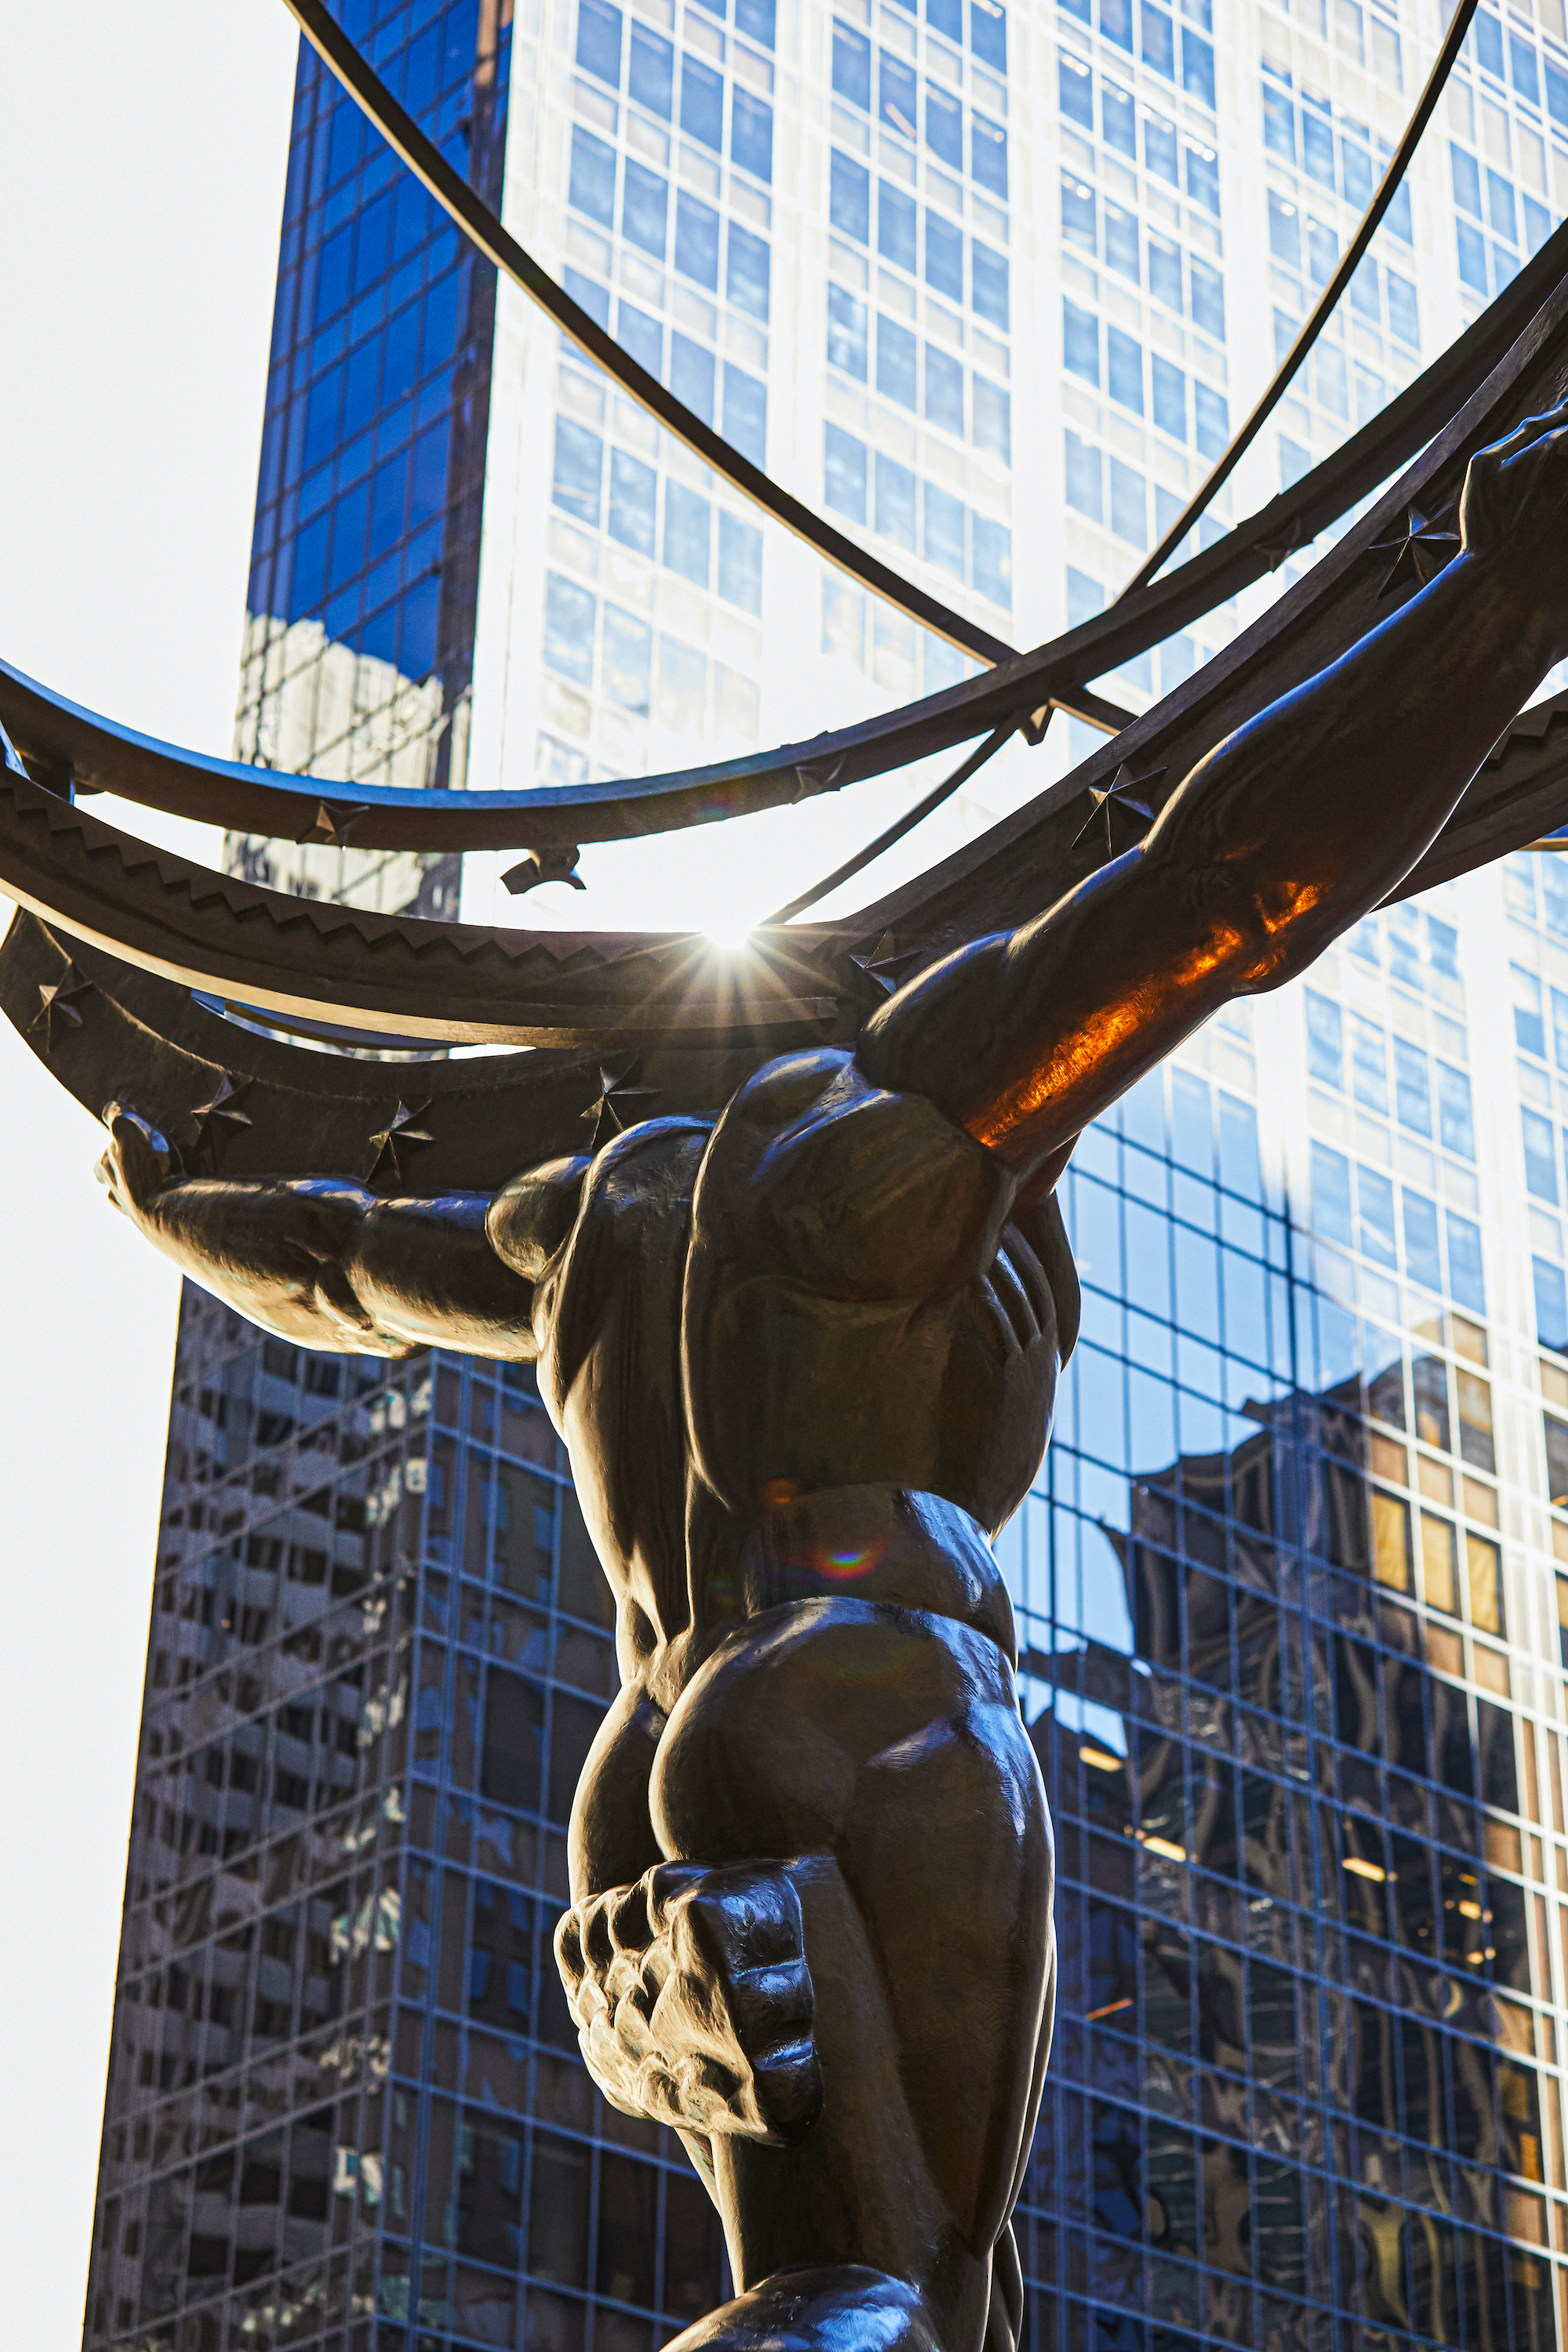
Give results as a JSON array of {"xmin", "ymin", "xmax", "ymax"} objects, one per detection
[
  {"xmin": 489, "ymin": 1116, "xmax": 710, "ymax": 1281},
  {"xmin": 695, "ymin": 1045, "xmax": 1012, "ymax": 1300},
  {"xmin": 721, "ymin": 1044, "xmax": 858, "ymax": 1133}
]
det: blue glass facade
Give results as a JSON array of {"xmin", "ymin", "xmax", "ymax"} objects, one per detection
[
  {"xmin": 231, "ymin": 0, "xmax": 514, "ymax": 918},
  {"xmin": 1012, "ymin": 994, "xmax": 1563, "ymax": 2350}
]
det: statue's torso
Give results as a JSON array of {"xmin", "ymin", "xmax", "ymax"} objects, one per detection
[{"xmin": 517, "ymin": 1047, "xmax": 1079, "ymax": 1703}]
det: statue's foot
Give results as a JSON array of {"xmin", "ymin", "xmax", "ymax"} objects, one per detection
[
  {"xmin": 661, "ymin": 2267, "xmax": 942, "ymax": 2352},
  {"xmin": 554, "ymin": 1860, "xmax": 822, "ymax": 2143}
]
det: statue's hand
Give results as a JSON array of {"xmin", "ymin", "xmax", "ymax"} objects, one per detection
[
  {"xmin": 1461, "ymin": 400, "xmax": 1568, "ymax": 572},
  {"xmin": 554, "ymin": 1860, "xmax": 822, "ymax": 2144},
  {"xmin": 96, "ymin": 1104, "xmax": 174, "ymax": 1227}
]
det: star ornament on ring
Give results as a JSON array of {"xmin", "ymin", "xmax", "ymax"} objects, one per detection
[
  {"xmin": 188, "ymin": 1074, "xmax": 256, "ymax": 1170},
  {"xmin": 1371, "ymin": 504, "xmax": 1461, "ymax": 600},
  {"xmin": 581, "ymin": 1059, "xmax": 660, "ymax": 1154},
  {"xmin": 363, "ymin": 1099, "xmax": 436, "ymax": 1187},
  {"xmin": 1073, "ymin": 764, "xmax": 1167, "ymax": 862},
  {"xmin": 31, "ymin": 962, "xmax": 94, "ymax": 1051}
]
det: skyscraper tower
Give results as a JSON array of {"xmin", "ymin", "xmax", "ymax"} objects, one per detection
[{"xmin": 81, "ymin": 1, "xmax": 1568, "ymax": 2348}]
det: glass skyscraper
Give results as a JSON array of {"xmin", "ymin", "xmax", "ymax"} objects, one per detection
[{"xmin": 80, "ymin": 1, "xmax": 1568, "ymax": 2348}]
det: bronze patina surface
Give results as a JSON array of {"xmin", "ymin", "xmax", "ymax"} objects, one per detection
[{"xmin": 52, "ymin": 412, "xmax": 1568, "ymax": 2352}]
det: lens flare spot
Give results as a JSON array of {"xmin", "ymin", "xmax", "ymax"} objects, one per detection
[{"xmin": 814, "ymin": 1538, "xmax": 886, "ymax": 1581}]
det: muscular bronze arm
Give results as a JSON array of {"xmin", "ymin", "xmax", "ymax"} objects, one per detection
[
  {"xmin": 96, "ymin": 1107, "xmax": 544, "ymax": 1359},
  {"xmin": 860, "ymin": 407, "xmax": 1568, "ymax": 1176}
]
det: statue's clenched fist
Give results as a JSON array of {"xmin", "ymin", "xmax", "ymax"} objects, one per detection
[
  {"xmin": 554, "ymin": 1861, "xmax": 822, "ymax": 2145},
  {"xmin": 1461, "ymin": 398, "xmax": 1568, "ymax": 574},
  {"xmin": 96, "ymin": 1104, "xmax": 172, "ymax": 1225}
]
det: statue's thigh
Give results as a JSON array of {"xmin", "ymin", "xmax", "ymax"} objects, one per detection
[{"xmin": 653, "ymin": 1602, "xmax": 1053, "ymax": 2265}]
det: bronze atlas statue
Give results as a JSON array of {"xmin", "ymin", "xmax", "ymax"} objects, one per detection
[
  {"xmin": 16, "ymin": 13, "xmax": 1568, "ymax": 2340},
  {"xmin": 27, "ymin": 408, "xmax": 1568, "ymax": 2352}
]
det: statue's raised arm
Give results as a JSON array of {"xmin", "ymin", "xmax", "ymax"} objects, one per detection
[
  {"xmin": 862, "ymin": 403, "xmax": 1568, "ymax": 1175},
  {"xmin": 96, "ymin": 1105, "xmax": 583, "ymax": 1363}
]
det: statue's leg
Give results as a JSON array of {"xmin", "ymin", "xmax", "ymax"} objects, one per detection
[{"xmin": 648, "ymin": 1599, "xmax": 1054, "ymax": 2352}]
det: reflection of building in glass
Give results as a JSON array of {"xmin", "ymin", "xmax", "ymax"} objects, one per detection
[
  {"xmin": 76, "ymin": 1, "xmax": 1568, "ymax": 2349},
  {"xmin": 228, "ymin": 0, "xmax": 516, "ymax": 923},
  {"xmin": 1033, "ymin": 1361, "xmax": 1551, "ymax": 2347},
  {"xmin": 1002, "ymin": 890, "xmax": 1568, "ymax": 2347}
]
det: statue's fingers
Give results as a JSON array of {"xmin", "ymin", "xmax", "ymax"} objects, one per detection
[
  {"xmin": 641, "ymin": 1859, "xmax": 709, "ymax": 1938},
  {"xmin": 606, "ymin": 1877, "xmax": 655, "ymax": 1958},
  {"xmin": 583, "ymin": 2005, "xmax": 632, "ymax": 2091},
  {"xmin": 578, "ymin": 1891, "xmax": 619, "ymax": 1978},
  {"xmin": 553, "ymin": 1904, "xmax": 590, "ymax": 1997}
]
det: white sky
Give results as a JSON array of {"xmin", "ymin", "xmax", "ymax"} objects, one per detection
[{"xmin": 0, "ymin": 7, "xmax": 298, "ymax": 2336}]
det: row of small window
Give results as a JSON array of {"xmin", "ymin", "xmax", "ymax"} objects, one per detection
[
  {"xmin": 303, "ymin": 25, "xmax": 483, "ymax": 219},
  {"xmin": 1310, "ymin": 1145, "xmax": 1486, "ymax": 1318},
  {"xmin": 1064, "ymin": 303, "xmax": 1227, "ymax": 457},
  {"xmin": 281, "ymin": 407, "xmax": 448, "ymax": 617},
  {"xmin": 576, "ymin": 0, "xmax": 774, "ymax": 183},
  {"xmin": 1058, "ymin": 0, "xmax": 1217, "ymax": 114},
  {"xmin": 286, "ymin": 263, "xmax": 470, "ymax": 506},
  {"xmin": 1534, "ymin": 1258, "xmax": 1568, "ymax": 1362},
  {"xmin": 1065, "ymin": 430, "xmax": 1189, "ymax": 557},
  {"xmin": 1305, "ymin": 994, "xmax": 1474, "ymax": 1161},
  {"xmin": 1506, "ymin": 848, "xmax": 1568, "ymax": 938},
  {"xmin": 550, "ymin": 419, "xmax": 764, "ymax": 614},
  {"xmin": 1059, "ymin": 1902, "xmax": 1531, "ymax": 2122},
  {"xmin": 880, "ymin": 0, "xmax": 1008, "ymax": 68},
  {"xmin": 1346, "ymin": 905, "xmax": 1466, "ymax": 1014},
  {"xmin": 263, "ymin": 537, "xmax": 445, "ymax": 690},
  {"xmin": 1054, "ymin": 1349, "xmax": 1291, "ymax": 1477},
  {"xmin": 827, "ymin": 293, "xmax": 1010, "ymax": 457},
  {"xmin": 822, "ymin": 425, "xmax": 1012, "ymax": 604},
  {"xmin": 390, "ymin": 2120, "xmax": 728, "ymax": 2328},
  {"xmin": 1452, "ymin": 142, "xmax": 1553, "ymax": 258},
  {"xmin": 1467, "ymin": 5, "xmax": 1568, "ymax": 126},
  {"xmin": 542, "ymin": 574, "xmax": 760, "ymax": 739},
  {"xmin": 1099, "ymin": 1061, "xmax": 1269, "ymax": 1210},
  {"xmin": 1455, "ymin": 226, "xmax": 1532, "ymax": 309},
  {"xmin": 831, "ymin": 22, "xmax": 1009, "ymax": 197},
  {"xmin": 1058, "ymin": 53, "xmax": 1219, "ymax": 216},
  {"xmin": 1452, "ymin": 145, "xmax": 1555, "ymax": 311},
  {"xmin": 1261, "ymin": 71, "xmax": 1411, "ymax": 238},
  {"xmin": 1514, "ymin": 964, "xmax": 1568, "ymax": 1073},
  {"xmin": 828, "ymin": 154, "xmax": 1010, "ymax": 328},
  {"xmin": 1266, "ymin": 197, "xmax": 1420, "ymax": 352},
  {"xmin": 293, "ymin": 174, "xmax": 468, "ymax": 369},
  {"xmin": 1520, "ymin": 1105, "xmax": 1568, "ymax": 1214},
  {"xmin": 1063, "ymin": 1727, "xmax": 1522, "ymax": 1958},
  {"xmin": 1371, "ymin": 1495, "xmax": 1507, "ymax": 1637},
  {"xmin": 1069, "ymin": 1174, "xmax": 1281, "ymax": 1374},
  {"xmin": 1062, "ymin": 178, "xmax": 1225, "ymax": 339},
  {"xmin": 565, "ymin": 269, "xmax": 767, "ymax": 468},
  {"xmin": 1047, "ymin": 2118, "xmax": 1544, "ymax": 2349},
  {"xmin": 820, "ymin": 576, "xmax": 975, "ymax": 696},
  {"xmin": 662, "ymin": 0, "xmax": 778, "ymax": 44},
  {"xmin": 1067, "ymin": 569, "xmax": 1207, "ymax": 705},
  {"xmin": 569, "ymin": 125, "xmax": 771, "ymax": 321}
]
